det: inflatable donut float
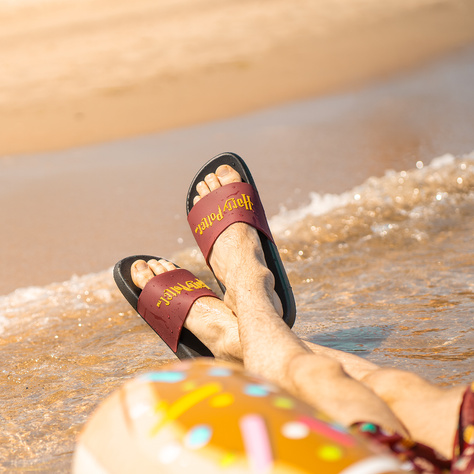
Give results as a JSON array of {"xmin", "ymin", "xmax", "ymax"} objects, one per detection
[{"xmin": 73, "ymin": 359, "xmax": 404, "ymax": 473}]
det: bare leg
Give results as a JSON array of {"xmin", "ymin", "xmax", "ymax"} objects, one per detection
[
  {"xmin": 194, "ymin": 164, "xmax": 465, "ymax": 458},
  {"xmin": 297, "ymin": 341, "xmax": 464, "ymax": 456},
  {"xmin": 301, "ymin": 340, "xmax": 378, "ymax": 379},
  {"xmin": 209, "ymin": 221, "xmax": 410, "ymax": 434},
  {"xmin": 131, "ymin": 252, "xmax": 376, "ymax": 377},
  {"xmin": 193, "ymin": 166, "xmax": 380, "ymax": 379},
  {"xmin": 194, "ymin": 167, "xmax": 408, "ymax": 432},
  {"xmin": 361, "ymin": 368, "xmax": 465, "ymax": 458}
]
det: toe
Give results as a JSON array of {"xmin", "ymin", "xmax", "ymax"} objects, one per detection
[
  {"xmin": 204, "ymin": 173, "xmax": 221, "ymax": 191},
  {"xmin": 157, "ymin": 259, "xmax": 176, "ymax": 272},
  {"xmin": 146, "ymin": 259, "xmax": 175, "ymax": 275},
  {"xmin": 216, "ymin": 165, "xmax": 242, "ymax": 186},
  {"xmin": 196, "ymin": 180, "xmax": 211, "ymax": 199},
  {"xmin": 131, "ymin": 260, "xmax": 155, "ymax": 290},
  {"xmin": 192, "ymin": 165, "xmax": 242, "ymax": 206}
]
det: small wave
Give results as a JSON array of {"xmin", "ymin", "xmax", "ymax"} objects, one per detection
[
  {"xmin": 270, "ymin": 151, "xmax": 474, "ymax": 258},
  {"xmin": 269, "ymin": 191, "xmax": 354, "ymax": 236},
  {"xmin": 0, "ymin": 269, "xmax": 115, "ymax": 336}
]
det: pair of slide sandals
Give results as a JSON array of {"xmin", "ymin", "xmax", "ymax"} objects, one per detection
[{"xmin": 113, "ymin": 152, "xmax": 295, "ymax": 359}]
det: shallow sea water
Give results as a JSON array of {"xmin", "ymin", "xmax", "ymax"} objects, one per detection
[{"xmin": 0, "ymin": 152, "xmax": 473, "ymax": 471}]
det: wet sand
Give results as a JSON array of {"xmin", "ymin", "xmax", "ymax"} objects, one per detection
[{"xmin": 1, "ymin": 0, "xmax": 474, "ymax": 296}]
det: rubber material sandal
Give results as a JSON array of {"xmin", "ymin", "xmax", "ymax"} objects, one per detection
[
  {"xmin": 113, "ymin": 255, "xmax": 217, "ymax": 359},
  {"xmin": 186, "ymin": 152, "xmax": 296, "ymax": 329}
]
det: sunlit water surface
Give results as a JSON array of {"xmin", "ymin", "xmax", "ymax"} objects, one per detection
[{"xmin": 0, "ymin": 153, "xmax": 473, "ymax": 471}]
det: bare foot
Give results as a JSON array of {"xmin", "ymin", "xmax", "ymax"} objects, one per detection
[
  {"xmin": 131, "ymin": 258, "xmax": 242, "ymax": 362},
  {"xmin": 192, "ymin": 164, "xmax": 283, "ymax": 317}
]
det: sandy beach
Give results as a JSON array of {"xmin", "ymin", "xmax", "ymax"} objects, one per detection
[
  {"xmin": 1, "ymin": 0, "xmax": 474, "ymax": 295},
  {"xmin": 2, "ymin": 0, "xmax": 474, "ymax": 155}
]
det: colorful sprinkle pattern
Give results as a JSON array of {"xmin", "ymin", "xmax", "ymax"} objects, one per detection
[
  {"xmin": 184, "ymin": 424, "xmax": 213, "ymax": 449},
  {"xmin": 136, "ymin": 359, "xmax": 405, "ymax": 473},
  {"xmin": 240, "ymin": 414, "xmax": 274, "ymax": 472}
]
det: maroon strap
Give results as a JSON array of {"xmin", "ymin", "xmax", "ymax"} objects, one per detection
[
  {"xmin": 187, "ymin": 182, "xmax": 274, "ymax": 262},
  {"xmin": 137, "ymin": 269, "xmax": 218, "ymax": 352}
]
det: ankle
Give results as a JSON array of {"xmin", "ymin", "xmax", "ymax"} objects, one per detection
[
  {"xmin": 209, "ymin": 223, "xmax": 262, "ymax": 282},
  {"xmin": 229, "ymin": 262, "xmax": 275, "ymax": 298},
  {"xmin": 218, "ymin": 326, "xmax": 243, "ymax": 362}
]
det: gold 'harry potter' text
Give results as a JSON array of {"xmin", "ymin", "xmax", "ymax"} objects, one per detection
[
  {"xmin": 195, "ymin": 193, "xmax": 254, "ymax": 235},
  {"xmin": 156, "ymin": 278, "xmax": 211, "ymax": 307}
]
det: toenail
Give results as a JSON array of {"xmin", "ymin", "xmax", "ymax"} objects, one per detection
[
  {"xmin": 136, "ymin": 260, "xmax": 148, "ymax": 271},
  {"xmin": 217, "ymin": 166, "xmax": 230, "ymax": 177}
]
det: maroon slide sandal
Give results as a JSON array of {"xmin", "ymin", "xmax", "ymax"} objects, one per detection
[
  {"xmin": 186, "ymin": 152, "xmax": 296, "ymax": 329},
  {"xmin": 114, "ymin": 255, "xmax": 218, "ymax": 359}
]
